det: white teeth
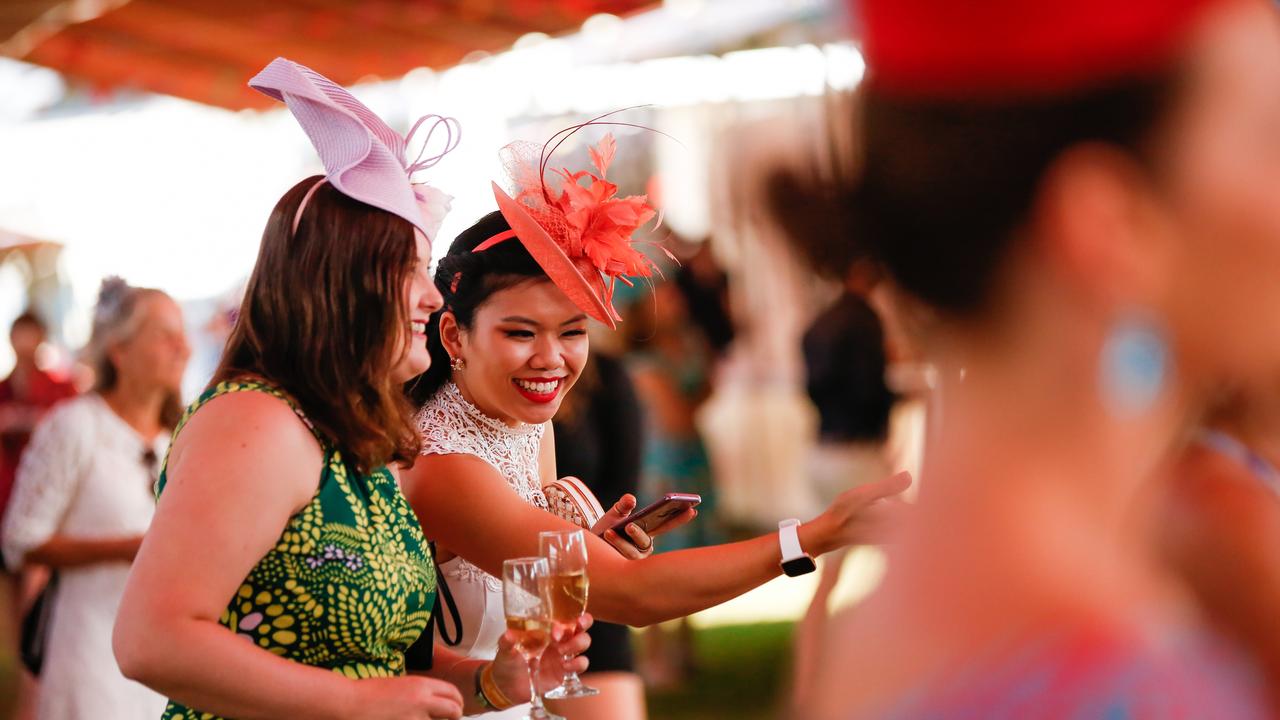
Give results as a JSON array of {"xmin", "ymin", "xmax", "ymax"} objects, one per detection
[
  {"xmin": 516, "ymin": 379, "xmax": 560, "ymax": 395},
  {"xmin": 410, "ymin": 321, "xmax": 427, "ymax": 334}
]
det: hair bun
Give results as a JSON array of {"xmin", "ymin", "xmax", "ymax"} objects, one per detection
[{"xmin": 94, "ymin": 276, "xmax": 132, "ymax": 320}]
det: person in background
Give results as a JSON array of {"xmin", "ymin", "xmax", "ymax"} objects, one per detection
[
  {"xmin": 553, "ymin": 349, "xmax": 649, "ymax": 720},
  {"xmin": 623, "ymin": 281, "xmax": 721, "ymax": 688},
  {"xmin": 0, "ymin": 311, "xmax": 76, "ymax": 720},
  {"xmin": 672, "ymin": 241, "xmax": 735, "ymax": 362},
  {"xmin": 2, "ymin": 278, "xmax": 188, "ymax": 719},
  {"xmin": 801, "ymin": 259, "xmax": 895, "ymax": 507},
  {"xmin": 0, "ymin": 312, "xmax": 75, "ymax": 539},
  {"xmin": 624, "ymin": 282, "xmax": 721, "ymax": 553}
]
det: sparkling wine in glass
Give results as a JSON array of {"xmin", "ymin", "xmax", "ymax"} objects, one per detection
[
  {"xmin": 539, "ymin": 529, "xmax": 599, "ymax": 699},
  {"xmin": 503, "ymin": 557, "xmax": 563, "ymax": 720}
]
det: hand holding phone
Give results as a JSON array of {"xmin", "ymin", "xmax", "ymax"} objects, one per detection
[{"xmin": 609, "ymin": 493, "xmax": 701, "ymax": 548}]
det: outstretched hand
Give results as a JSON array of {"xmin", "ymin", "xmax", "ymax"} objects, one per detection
[{"xmin": 811, "ymin": 471, "xmax": 912, "ymax": 554}]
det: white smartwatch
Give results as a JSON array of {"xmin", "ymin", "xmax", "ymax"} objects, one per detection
[{"xmin": 778, "ymin": 519, "xmax": 816, "ymax": 577}]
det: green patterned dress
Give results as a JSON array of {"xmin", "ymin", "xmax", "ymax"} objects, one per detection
[{"xmin": 157, "ymin": 380, "xmax": 437, "ymax": 720}]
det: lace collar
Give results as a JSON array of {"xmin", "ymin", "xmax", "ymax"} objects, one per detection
[{"xmin": 439, "ymin": 382, "xmax": 541, "ymax": 438}]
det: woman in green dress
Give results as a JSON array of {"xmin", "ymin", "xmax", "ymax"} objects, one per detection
[{"xmin": 112, "ymin": 58, "xmax": 588, "ymax": 720}]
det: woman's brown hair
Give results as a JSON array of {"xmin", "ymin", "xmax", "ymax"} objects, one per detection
[{"xmin": 213, "ymin": 175, "xmax": 419, "ymax": 473}]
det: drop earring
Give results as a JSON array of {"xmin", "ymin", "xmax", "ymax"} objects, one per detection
[{"xmin": 1098, "ymin": 311, "xmax": 1169, "ymax": 418}]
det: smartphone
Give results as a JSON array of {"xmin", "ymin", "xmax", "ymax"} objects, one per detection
[{"xmin": 610, "ymin": 493, "xmax": 701, "ymax": 543}]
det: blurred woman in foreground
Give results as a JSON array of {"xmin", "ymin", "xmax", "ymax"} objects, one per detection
[{"xmin": 799, "ymin": 0, "xmax": 1280, "ymax": 716}]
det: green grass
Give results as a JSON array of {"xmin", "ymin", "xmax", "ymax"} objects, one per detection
[{"xmin": 646, "ymin": 622, "xmax": 794, "ymax": 720}]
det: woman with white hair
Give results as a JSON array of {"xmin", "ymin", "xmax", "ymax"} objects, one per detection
[{"xmin": 2, "ymin": 277, "xmax": 189, "ymax": 719}]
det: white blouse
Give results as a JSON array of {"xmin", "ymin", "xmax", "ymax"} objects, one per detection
[
  {"xmin": 2, "ymin": 393, "xmax": 168, "ymax": 719},
  {"xmin": 416, "ymin": 383, "xmax": 600, "ymax": 718},
  {"xmin": 417, "ymin": 382, "xmax": 546, "ymax": 719}
]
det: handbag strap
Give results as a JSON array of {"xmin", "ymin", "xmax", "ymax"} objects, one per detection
[
  {"xmin": 403, "ymin": 541, "xmax": 463, "ymax": 671},
  {"xmin": 431, "ymin": 541, "xmax": 464, "ymax": 646}
]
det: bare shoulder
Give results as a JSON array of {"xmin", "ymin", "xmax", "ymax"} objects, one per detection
[
  {"xmin": 165, "ymin": 389, "xmax": 323, "ymax": 508},
  {"xmin": 404, "ymin": 448, "xmax": 514, "ymax": 509},
  {"xmin": 406, "ymin": 451, "xmax": 503, "ymax": 487}
]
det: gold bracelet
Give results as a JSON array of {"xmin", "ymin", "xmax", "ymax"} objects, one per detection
[{"xmin": 480, "ymin": 661, "xmax": 516, "ymax": 711}]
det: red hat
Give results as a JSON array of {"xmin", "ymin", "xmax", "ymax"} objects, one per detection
[
  {"xmin": 475, "ymin": 125, "xmax": 661, "ymax": 329},
  {"xmin": 857, "ymin": 0, "xmax": 1228, "ymax": 98}
]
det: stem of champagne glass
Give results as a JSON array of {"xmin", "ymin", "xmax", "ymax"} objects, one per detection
[
  {"xmin": 561, "ymin": 647, "xmax": 578, "ymax": 687},
  {"xmin": 528, "ymin": 654, "xmax": 544, "ymax": 712}
]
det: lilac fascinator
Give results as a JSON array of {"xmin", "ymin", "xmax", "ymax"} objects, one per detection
[{"xmin": 249, "ymin": 57, "xmax": 458, "ymax": 242}]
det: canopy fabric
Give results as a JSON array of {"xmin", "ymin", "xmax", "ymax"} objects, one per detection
[{"xmin": 2, "ymin": 0, "xmax": 657, "ymax": 109}]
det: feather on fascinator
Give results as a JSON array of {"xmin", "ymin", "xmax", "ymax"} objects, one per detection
[
  {"xmin": 249, "ymin": 57, "xmax": 458, "ymax": 242},
  {"xmin": 476, "ymin": 114, "xmax": 667, "ymax": 328}
]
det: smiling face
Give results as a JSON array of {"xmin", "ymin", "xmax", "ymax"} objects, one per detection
[
  {"xmin": 391, "ymin": 231, "xmax": 445, "ymax": 384},
  {"xmin": 442, "ymin": 278, "xmax": 590, "ymax": 425}
]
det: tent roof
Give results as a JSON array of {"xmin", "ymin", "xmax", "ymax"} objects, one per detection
[{"xmin": 2, "ymin": 0, "xmax": 656, "ymax": 109}]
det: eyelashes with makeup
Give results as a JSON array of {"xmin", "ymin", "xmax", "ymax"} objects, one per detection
[{"xmin": 502, "ymin": 329, "xmax": 587, "ymax": 339}]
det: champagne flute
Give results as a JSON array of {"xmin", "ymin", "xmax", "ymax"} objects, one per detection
[
  {"xmin": 503, "ymin": 557, "xmax": 563, "ymax": 720},
  {"xmin": 539, "ymin": 529, "xmax": 599, "ymax": 699}
]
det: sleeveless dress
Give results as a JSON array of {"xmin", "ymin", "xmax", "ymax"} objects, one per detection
[
  {"xmin": 157, "ymin": 379, "xmax": 437, "ymax": 720},
  {"xmin": 417, "ymin": 382, "xmax": 574, "ymax": 719}
]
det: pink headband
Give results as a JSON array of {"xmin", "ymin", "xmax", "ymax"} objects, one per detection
[{"xmin": 291, "ymin": 177, "xmax": 328, "ymax": 235}]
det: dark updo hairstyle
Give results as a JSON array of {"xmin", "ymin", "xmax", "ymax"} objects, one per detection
[
  {"xmin": 771, "ymin": 72, "xmax": 1181, "ymax": 315},
  {"xmin": 213, "ymin": 175, "xmax": 420, "ymax": 473},
  {"xmin": 407, "ymin": 211, "xmax": 548, "ymax": 407}
]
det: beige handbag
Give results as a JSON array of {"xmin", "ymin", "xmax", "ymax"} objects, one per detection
[{"xmin": 542, "ymin": 476, "xmax": 606, "ymax": 529}]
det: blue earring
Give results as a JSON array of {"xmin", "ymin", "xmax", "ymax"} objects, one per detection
[{"xmin": 1099, "ymin": 313, "xmax": 1169, "ymax": 417}]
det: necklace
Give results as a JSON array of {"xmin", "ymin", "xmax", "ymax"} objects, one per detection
[{"xmin": 1198, "ymin": 428, "xmax": 1280, "ymax": 497}]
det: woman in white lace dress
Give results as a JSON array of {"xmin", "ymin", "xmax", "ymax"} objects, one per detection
[
  {"xmin": 404, "ymin": 191, "xmax": 908, "ymax": 717},
  {"xmin": 2, "ymin": 278, "xmax": 188, "ymax": 719}
]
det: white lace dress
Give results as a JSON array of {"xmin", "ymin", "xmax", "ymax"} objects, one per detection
[
  {"xmin": 417, "ymin": 383, "xmax": 556, "ymax": 718},
  {"xmin": 1, "ymin": 394, "xmax": 168, "ymax": 720}
]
